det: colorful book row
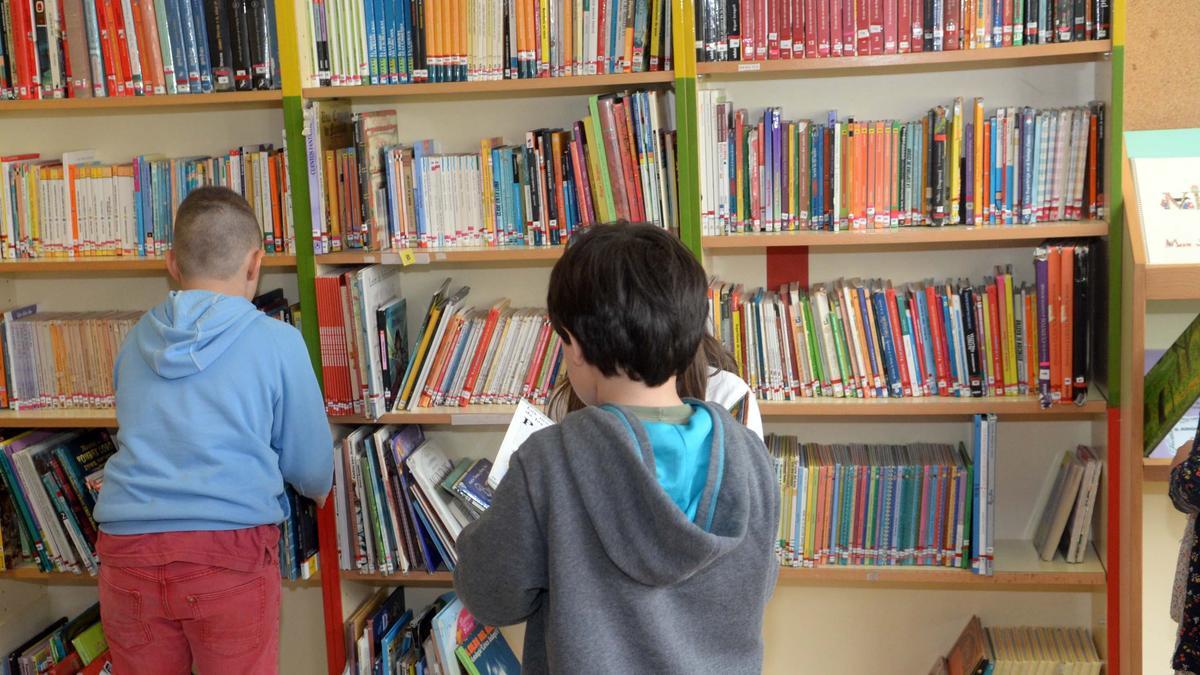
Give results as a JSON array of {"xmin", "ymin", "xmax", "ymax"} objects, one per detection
[
  {"xmin": 300, "ymin": 0, "xmax": 674, "ymax": 87},
  {"xmin": 305, "ymin": 89, "xmax": 677, "ymax": 254},
  {"xmin": 698, "ymin": 93, "xmax": 1106, "ymax": 236},
  {"xmin": 694, "ymin": 0, "xmax": 1110, "ymax": 62},
  {"xmin": 0, "ymin": 144, "xmax": 296, "ymax": 260},
  {"xmin": 0, "ymin": 0, "xmax": 282, "ymax": 99},
  {"xmin": 706, "ymin": 243, "xmax": 1092, "ymax": 405},
  {"xmin": 768, "ymin": 413, "xmax": 996, "ymax": 574}
]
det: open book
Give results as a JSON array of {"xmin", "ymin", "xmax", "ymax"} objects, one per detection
[{"xmin": 486, "ymin": 400, "xmax": 554, "ymax": 490}]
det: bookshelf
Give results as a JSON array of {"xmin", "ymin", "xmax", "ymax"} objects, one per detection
[
  {"xmin": 0, "ymin": 91, "xmax": 284, "ymax": 113},
  {"xmin": 0, "ymin": 255, "xmax": 298, "ymax": 275},
  {"xmin": 0, "ymin": 567, "xmax": 322, "ymax": 588},
  {"xmin": 702, "ymin": 220, "xmax": 1111, "ymax": 250},
  {"xmin": 302, "ymin": 71, "xmax": 676, "ymax": 100}
]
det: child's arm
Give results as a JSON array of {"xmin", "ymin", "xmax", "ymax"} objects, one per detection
[
  {"xmin": 273, "ymin": 330, "xmax": 335, "ymax": 502},
  {"xmin": 1171, "ymin": 431, "xmax": 1200, "ymax": 515},
  {"xmin": 453, "ymin": 454, "xmax": 547, "ymax": 626}
]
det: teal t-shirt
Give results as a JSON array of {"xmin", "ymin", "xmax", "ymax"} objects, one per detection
[{"xmin": 625, "ymin": 403, "xmax": 715, "ymax": 522}]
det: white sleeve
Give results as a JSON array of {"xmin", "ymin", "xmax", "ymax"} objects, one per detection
[{"xmin": 705, "ymin": 370, "xmax": 764, "ymax": 441}]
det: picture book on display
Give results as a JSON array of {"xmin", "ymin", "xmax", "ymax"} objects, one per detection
[
  {"xmin": 1145, "ymin": 348, "xmax": 1200, "ymax": 459},
  {"xmin": 695, "ymin": 0, "xmax": 1110, "ymax": 64},
  {"xmin": 304, "ymin": 89, "xmax": 678, "ymax": 254},
  {"xmin": 699, "ymin": 93, "xmax": 1105, "ymax": 236},
  {"xmin": 296, "ymin": 0, "xmax": 673, "ymax": 87},
  {"xmin": 344, "ymin": 591, "xmax": 519, "ymax": 675},
  {"xmin": 317, "ymin": 273, "xmax": 564, "ymax": 416},
  {"xmin": 0, "ymin": 0, "xmax": 282, "ymax": 99},
  {"xmin": 767, "ymin": 413, "xmax": 995, "ymax": 575},
  {"xmin": 1130, "ymin": 156, "xmax": 1200, "ymax": 264},
  {"xmin": 5, "ymin": 603, "xmax": 111, "ymax": 675},
  {"xmin": 1143, "ymin": 312, "xmax": 1200, "ymax": 457},
  {"xmin": 0, "ymin": 142, "xmax": 296, "ymax": 260},
  {"xmin": 706, "ymin": 241, "xmax": 1093, "ymax": 408}
]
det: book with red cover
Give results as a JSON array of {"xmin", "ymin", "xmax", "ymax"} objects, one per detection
[
  {"xmin": 816, "ymin": 0, "xmax": 830, "ymax": 56},
  {"xmin": 898, "ymin": 0, "xmax": 912, "ymax": 51},
  {"xmin": 767, "ymin": 0, "xmax": 780, "ymax": 58},
  {"xmin": 613, "ymin": 99, "xmax": 645, "ymax": 222},
  {"xmin": 945, "ymin": 0, "xmax": 961, "ymax": 48},
  {"xmin": 883, "ymin": 0, "xmax": 897, "ymax": 52},
  {"xmin": 855, "ymin": 0, "xmax": 870, "ymax": 54},
  {"xmin": 911, "ymin": 0, "xmax": 924, "ymax": 51},
  {"xmin": 830, "ymin": 0, "xmax": 842, "ymax": 55},
  {"xmin": 842, "ymin": 0, "xmax": 857, "ymax": 54},
  {"xmin": 884, "ymin": 284, "xmax": 912, "ymax": 396},
  {"xmin": 107, "ymin": 0, "xmax": 135, "ymax": 94},
  {"xmin": 868, "ymin": 0, "xmax": 884, "ymax": 54}
]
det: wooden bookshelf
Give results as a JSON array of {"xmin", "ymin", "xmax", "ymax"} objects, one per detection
[
  {"xmin": 0, "ymin": 409, "xmax": 117, "ymax": 428},
  {"xmin": 696, "ymin": 41, "xmax": 1112, "ymax": 79},
  {"xmin": 0, "ymin": 254, "xmax": 297, "ymax": 274},
  {"xmin": 338, "ymin": 570, "xmax": 455, "ymax": 587},
  {"xmin": 0, "ymin": 91, "xmax": 283, "ymax": 113},
  {"xmin": 331, "ymin": 405, "xmax": 519, "ymax": 427},
  {"xmin": 302, "ymin": 71, "xmax": 675, "ymax": 101},
  {"xmin": 1143, "ymin": 262, "xmax": 1200, "ymax": 300},
  {"xmin": 1144, "ymin": 457, "xmax": 1172, "ymax": 482},
  {"xmin": 317, "ymin": 247, "xmax": 563, "ymax": 267},
  {"xmin": 0, "ymin": 566, "xmax": 322, "ymax": 588},
  {"xmin": 702, "ymin": 220, "xmax": 1110, "ymax": 251}
]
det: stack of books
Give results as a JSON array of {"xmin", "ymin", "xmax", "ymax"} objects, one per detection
[
  {"xmin": 934, "ymin": 615, "xmax": 1103, "ymax": 674},
  {"xmin": 698, "ymin": 94, "xmax": 1106, "ymax": 236},
  {"xmin": 1, "ymin": 144, "xmax": 296, "ymax": 260},
  {"xmin": 305, "ymin": 89, "xmax": 678, "ymax": 253},
  {"xmin": 0, "ymin": 0, "xmax": 282, "ymax": 99},
  {"xmin": 706, "ymin": 242, "xmax": 1092, "ymax": 405},
  {"xmin": 694, "ymin": 0, "xmax": 1112, "ymax": 64}
]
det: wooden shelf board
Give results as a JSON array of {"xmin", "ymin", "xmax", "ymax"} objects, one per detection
[
  {"xmin": 1144, "ymin": 263, "xmax": 1200, "ymax": 300},
  {"xmin": 1144, "ymin": 457, "xmax": 1172, "ymax": 482},
  {"xmin": 331, "ymin": 405, "xmax": 519, "ymax": 426},
  {"xmin": 697, "ymin": 41, "xmax": 1111, "ymax": 78},
  {"xmin": 0, "ymin": 409, "xmax": 117, "ymax": 428},
  {"xmin": 0, "ymin": 91, "xmax": 282, "ymax": 113},
  {"xmin": 339, "ymin": 570, "xmax": 455, "ymax": 587},
  {"xmin": 0, "ymin": 254, "xmax": 296, "ymax": 274},
  {"xmin": 703, "ymin": 220, "xmax": 1110, "ymax": 251},
  {"xmin": 303, "ymin": 72, "xmax": 675, "ymax": 100},
  {"xmin": 777, "ymin": 540, "xmax": 1104, "ymax": 589},
  {"xmin": 317, "ymin": 247, "xmax": 563, "ymax": 267},
  {"xmin": 0, "ymin": 567, "xmax": 322, "ymax": 587}
]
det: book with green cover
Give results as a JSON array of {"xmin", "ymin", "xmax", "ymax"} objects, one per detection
[
  {"xmin": 1144, "ymin": 312, "xmax": 1200, "ymax": 456},
  {"xmin": 71, "ymin": 622, "xmax": 107, "ymax": 665}
]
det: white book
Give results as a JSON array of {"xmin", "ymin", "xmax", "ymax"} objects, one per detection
[
  {"xmin": 406, "ymin": 439, "xmax": 471, "ymax": 540},
  {"xmin": 1062, "ymin": 445, "xmax": 1102, "ymax": 563},
  {"xmin": 1034, "ymin": 450, "xmax": 1084, "ymax": 561},
  {"xmin": 488, "ymin": 398, "xmax": 554, "ymax": 489}
]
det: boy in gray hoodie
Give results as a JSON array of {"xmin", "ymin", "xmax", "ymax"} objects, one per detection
[{"xmin": 453, "ymin": 223, "xmax": 780, "ymax": 674}]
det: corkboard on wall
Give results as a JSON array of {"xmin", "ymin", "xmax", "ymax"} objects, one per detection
[{"xmin": 1125, "ymin": 0, "xmax": 1200, "ymax": 130}]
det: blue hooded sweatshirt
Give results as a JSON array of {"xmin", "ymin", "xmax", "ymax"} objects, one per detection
[{"xmin": 95, "ymin": 290, "xmax": 334, "ymax": 535}]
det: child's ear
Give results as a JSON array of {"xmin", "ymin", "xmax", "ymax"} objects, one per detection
[
  {"xmin": 165, "ymin": 250, "xmax": 183, "ymax": 286},
  {"xmin": 563, "ymin": 332, "xmax": 587, "ymax": 367},
  {"xmin": 246, "ymin": 249, "xmax": 265, "ymax": 282}
]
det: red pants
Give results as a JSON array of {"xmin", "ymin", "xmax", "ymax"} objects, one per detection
[{"xmin": 98, "ymin": 549, "xmax": 280, "ymax": 674}]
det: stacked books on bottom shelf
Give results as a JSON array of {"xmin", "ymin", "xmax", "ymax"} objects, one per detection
[
  {"xmin": 317, "ymin": 271, "xmax": 564, "ymax": 417},
  {"xmin": 307, "ymin": 89, "xmax": 678, "ymax": 254},
  {"xmin": 768, "ymin": 413, "xmax": 997, "ymax": 575},
  {"xmin": 334, "ymin": 425, "xmax": 490, "ymax": 575},
  {"xmin": 1, "ymin": 144, "xmax": 296, "ymax": 260},
  {"xmin": 344, "ymin": 589, "xmax": 519, "ymax": 675},
  {"xmin": 1032, "ymin": 445, "xmax": 1101, "ymax": 565},
  {"xmin": 706, "ymin": 241, "xmax": 1093, "ymax": 406},
  {"xmin": 5, "ymin": 603, "xmax": 110, "ymax": 675},
  {"xmin": 698, "ymin": 94, "xmax": 1106, "ymax": 236},
  {"xmin": 933, "ymin": 616, "xmax": 1102, "ymax": 674}
]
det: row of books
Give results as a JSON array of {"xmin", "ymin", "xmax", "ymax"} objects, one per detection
[
  {"xmin": 1031, "ymin": 445, "xmax": 1099, "ymax": 564},
  {"xmin": 694, "ymin": 0, "xmax": 1111, "ymax": 63},
  {"xmin": 5, "ymin": 603, "xmax": 110, "ymax": 675},
  {"xmin": 0, "ymin": 0, "xmax": 282, "ymax": 100},
  {"xmin": 334, "ymin": 424, "xmax": 491, "ymax": 575},
  {"xmin": 300, "ymin": 0, "xmax": 674, "ymax": 88},
  {"xmin": 697, "ymin": 93, "xmax": 1106, "ymax": 235},
  {"xmin": 0, "ymin": 143, "xmax": 297, "ymax": 260},
  {"xmin": 345, "ymin": 590, "xmax": 518, "ymax": 675},
  {"xmin": 0, "ymin": 307, "xmax": 136, "ymax": 411},
  {"xmin": 767, "ymin": 413, "xmax": 995, "ymax": 574},
  {"xmin": 705, "ymin": 243, "xmax": 1092, "ymax": 405},
  {"xmin": 317, "ymin": 269, "xmax": 564, "ymax": 417},
  {"xmin": 935, "ymin": 616, "xmax": 1102, "ymax": 675},
  {"xmin": 305, "ymin": 89, "xmax": 678, "ymax": 254}
]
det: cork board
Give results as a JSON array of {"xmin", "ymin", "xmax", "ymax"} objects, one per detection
[{"xmin": 1125, "ymin": 0, "xmax": 1200, "ymax": 130}]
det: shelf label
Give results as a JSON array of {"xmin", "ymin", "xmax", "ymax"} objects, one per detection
[
  {"xmin": 737, "ymin": 63, "xmax": 762, "ymax": 72},
  {"xmin": 398, "ymin": 249, "xmax": 417, "ymax": 266}
]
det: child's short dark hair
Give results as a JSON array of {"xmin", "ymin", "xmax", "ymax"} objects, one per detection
[
  {"xmin": 172, "ymin": 186, "xmax": 261, "ymax": 279},
  {"xmin": 547, "ymin": 223, "xmax": 708, "ymax": 387}
]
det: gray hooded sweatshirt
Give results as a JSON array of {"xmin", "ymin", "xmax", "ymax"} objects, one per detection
[{"xmin": 453, "ymin": 401, "xmax": 779, "ymax": 674}]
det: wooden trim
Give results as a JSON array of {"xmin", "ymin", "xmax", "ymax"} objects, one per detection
[
  {"xmin": 302, "ymin": 72, "xmax": 675, "ymax": 100},
  {"xmin": 337, "ymin": 570, "xmax": 455, "ymax": 587},
  {"xmin": 0, "ymin": 567, "xmax": 321, "ymax": 587},
  {"xmin": 697, "ymin": 41, "xmax": 1111, "ymax": 78},
  {"xmin": 1143, "ymin": 457, "xmax": 1172, "ymax": 482},
  {"xmin": 703, "ymin": 221, "xmax": 1110, "ymax": 251},
  {"xmin": 0, "ymin": 91, "xmax": 282, "ymax": 113},
  {"xmin": 0, "ymin": 255, "xmax": 296, "ymax": 274},
  {"xmin": 1144, "ymin": 263, "xmax": 1200, "ymax": 300},
  {"xmin": 0, "ymin": 409, "xmax": 117, "ymax": 427},
  {"xmin": 317, "ymin": 248, "xmax": 562, "ymax": 266}
]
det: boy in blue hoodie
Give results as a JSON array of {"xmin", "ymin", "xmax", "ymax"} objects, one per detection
[
  {"xmin": 453, "ymin": 224, "xmax": 780, "ymax": 674},
  {"xmin": 94, "ymin": 186, "xmax": 333, "ymax": 675}
]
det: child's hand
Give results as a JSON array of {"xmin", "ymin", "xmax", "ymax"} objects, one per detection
[{"xmin": 1173, "ymin": 441, "xmax": 1195, "ymax": 470}]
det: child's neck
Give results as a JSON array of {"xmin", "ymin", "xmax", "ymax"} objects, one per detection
[
  {"xmin": 180, "ymin": 278, "xmax": 250, "ymax": 299},
  {"xmin": 593, "ymin": 376, "xmax": 684, "ymax": 409}
]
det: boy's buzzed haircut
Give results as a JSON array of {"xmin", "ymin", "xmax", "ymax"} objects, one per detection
[
  {"xmin": 172, "ymin": 186, "xmax": 261, "ymax": 280},
  {"xmin": 547, "ymin": 223, "xmax": 707, "ymax": 387}
]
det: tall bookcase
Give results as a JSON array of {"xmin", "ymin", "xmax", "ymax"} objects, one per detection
[{"xmin": 0, "ymin": 0, "xmax": 1135, "ymax": 670}]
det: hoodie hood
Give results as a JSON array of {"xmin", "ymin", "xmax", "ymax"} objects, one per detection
[
  {"xmin": 136, "ymin": 290, "xmax": 263, "ymax": 379},
  {"xmin": 558, "ymin": 401, "xmax": 752, "ymax": 587}
]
